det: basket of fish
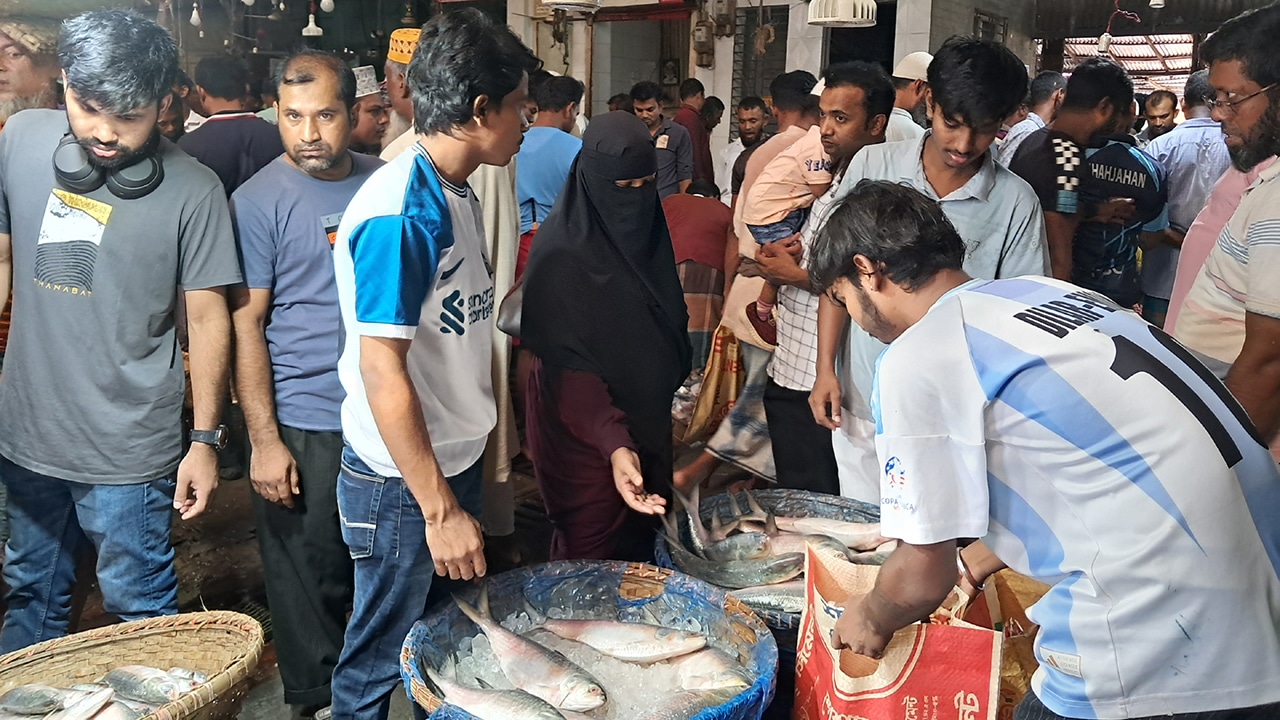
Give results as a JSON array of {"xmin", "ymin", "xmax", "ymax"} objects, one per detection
[
  {"xmin": 0, "ymin": 611, "xmax": 263, "ymax": 720},
  {"xmin": 654, "ymin": 488, "xmax": 885, "ymax": 631},
  {"xmin": 400, "ymin": 560, "xmax": 778, "ymax": 720}
]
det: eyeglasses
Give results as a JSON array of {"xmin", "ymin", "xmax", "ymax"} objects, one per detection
[{"xmin": 1206, "ymin": 84, "xmax": 1277, "ymax": 115}]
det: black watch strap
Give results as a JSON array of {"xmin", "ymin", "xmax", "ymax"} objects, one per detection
[{"xmin": 190, "ymin": 425, "xmax": 229, "ymax": 451}]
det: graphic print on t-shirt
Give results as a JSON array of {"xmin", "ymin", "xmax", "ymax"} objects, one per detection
[
  {"xmin": 321, "ymin": 211, "xmax": 343, "ymax": 247},
  {"xmin": 34, "ymin": 189, "xmax": 112, "ymax": 296}
]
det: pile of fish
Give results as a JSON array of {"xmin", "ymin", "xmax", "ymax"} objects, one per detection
[
  {"xmin": 661, "ymin": 489, "xmax": 896, "ymax": 615},
  {"xmin": 0, "ymin": 666, "xmax": 207, "ymax": 720},
  {"xmin": 427, "ymin": 587, "xmax": 753, "ymax": 720}
]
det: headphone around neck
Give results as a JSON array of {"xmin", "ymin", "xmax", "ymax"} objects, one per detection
[{"xmin": 52, "ymin": 133, "xmax": 165, "ymax": 200}]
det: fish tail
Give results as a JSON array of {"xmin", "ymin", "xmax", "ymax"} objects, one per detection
[
  {"xmin": 765, "ymin": 513, "xmax": 778, "ymax": 536},
  {"xmin": 477, "ymin": 584, "xmax": 492, "ymax": 620},
  {"xmin": 454, "ymin": 594, "xmax": 484, "ymax": 627},
  {"xmin": 523, "ymin": 597, "xmax": 547, "ymax": 627},
  {"xmin": 422, "ymin": 665, "xmax": 448, "ymax": 699},
  {"xmin": 726, "ymin": 492, "xmax": 743, "ymax": 518}
]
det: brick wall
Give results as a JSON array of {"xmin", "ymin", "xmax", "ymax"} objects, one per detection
[{"xmin": 929, "ymin": 0, "xmax": 1038, "ymax": 70}]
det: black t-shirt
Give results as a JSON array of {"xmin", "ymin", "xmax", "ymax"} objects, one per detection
[
  {"xmin": 1010, "ymin": 129, "xmax": 1169, "ymax": 306},
  {"xmin": 731, "ymin": 133, "xmax": 771, "ymax": 198},
  {"xmin": 178, "ymin": 112, "xmax": 284, "ymax": 197}
]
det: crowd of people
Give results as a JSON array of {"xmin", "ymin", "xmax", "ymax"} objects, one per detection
[{"xmin": 0, "ymin": 2, "xmax": 1277, "ymax": 720}]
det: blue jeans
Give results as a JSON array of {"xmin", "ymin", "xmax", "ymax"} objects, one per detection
[
  {"xmin": 0, "ymin": 456, "xmax": 178, "ymax": 652},
  {"xmin": 330, "ymin": 447, "xmax": 483, "ymax": 720}
]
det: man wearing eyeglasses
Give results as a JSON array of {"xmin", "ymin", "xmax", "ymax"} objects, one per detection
[{"xmin": 1174, "ymin": 4, "xmax": 1280, "ymax": 463}]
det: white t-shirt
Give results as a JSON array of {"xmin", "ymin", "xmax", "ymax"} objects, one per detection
[
  {"xmin": 874, "ymin": 276, "xmax": 1280, "ymax": 719},
  {"xmin": 334, "ymin": 144, "xmax": 497, "ymax": 478}
]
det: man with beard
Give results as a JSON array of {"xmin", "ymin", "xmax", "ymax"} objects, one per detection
[
  {"xmin": 0, "ymin": 18, "xmax": 59, "ymax": 129},
  {"xmin": 811, "ymin": 38, "xmax": 1048, "ymax": 501},
  {"xmin": 1175, "ymin": 3, "xmax": 1280, "ymax": 463},
  {"xmin": 717, "ymin": 96, "xmax": 768, "ymax": 205},
  {"xmin": 813, "ymin": 180, "xmax": 1280, "ymax": 720},
  {"xmin": 886, "ymin": 51, "xmax": 931, "ymax": 143},
  {"xmin": 156, "ymin": 89, "xmax": 186, "ymax": 142},
  {"xmin": 1137, "ymin": 89, "xmax": 1179, "ymax": 145},
  {"xmin": 0, "ymin": 9, "xmax": 239, "ymax": 651},
  {"xmin": 228, "ymin": 50, "xmax": 380, "ymax": 718},
  {"xmin": 1010, "ymin": 58, "xmax": 1136, "ymax": 282},
  {"xmin": 348, "ymin": 67, "xmax": 388, "ymax": 155}
]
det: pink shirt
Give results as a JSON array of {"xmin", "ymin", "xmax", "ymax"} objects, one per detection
[{"xmin": 1165, "ymin": 157, "xmax": 1276, "ymax": 332}]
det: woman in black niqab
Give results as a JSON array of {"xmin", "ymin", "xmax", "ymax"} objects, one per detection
[{"xmin": 520, "ymin": 111, "xmax": 693, "ymax": 561}]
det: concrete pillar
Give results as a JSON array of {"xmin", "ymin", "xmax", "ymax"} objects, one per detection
[
  {"xmin": 786, "ymin": 0, "xmax": 825, "ymax": 77},
  {"xmin": 893, "ymin": 0, "xmax": 932, "ymax": 65}
]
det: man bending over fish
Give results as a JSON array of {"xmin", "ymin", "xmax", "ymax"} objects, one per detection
[{"xmin": 810, "ymin": 180, "xmax": 1280, "ymax": 720}]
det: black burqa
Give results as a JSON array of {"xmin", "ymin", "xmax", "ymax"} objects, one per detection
[{"xmin": 521, "ymin": 111, "xmax": 693, "ymax": 485}]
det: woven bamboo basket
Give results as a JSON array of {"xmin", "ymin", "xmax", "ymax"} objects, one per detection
[
  {"xmin": 401, "ymin": 560, "xmax": 778, "ymax": 720},
  {"xmin": 0, "ymin": 611, "xmax": 264, "ymax": 720}
]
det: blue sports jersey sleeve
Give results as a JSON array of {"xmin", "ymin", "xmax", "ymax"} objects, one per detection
[{"xmin": 347, "ymin": 213, "xmax": 449, "ymax": 334}]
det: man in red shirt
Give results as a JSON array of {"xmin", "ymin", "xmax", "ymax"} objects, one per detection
[
  {"xmin": 663, "ymin": 179, "xmax": 735, "ymax": 365},
  {"xmin": 674, "ymin": 78, "xmax": 715, "ymax": 182}
]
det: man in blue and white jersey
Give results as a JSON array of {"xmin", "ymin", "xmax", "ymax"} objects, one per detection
[
  {"xmin": 329, "ymin": 10, "xmax": 538, "ymax": 720},
  {"xmin": 814, "ymin": 179, "xmax": 1280, "ymax": 720}
]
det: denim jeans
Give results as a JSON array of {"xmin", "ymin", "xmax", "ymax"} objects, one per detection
[
  {"xmin": 1015, "ymin": 691, "xmax": 1280, "ymax": 720},
  {"xmin": 329, "ymin": 446, "xmax": 483, "ymax": 720},
  {"xmin": 0, "ymin": 455, "xmax": 178, "ymax": 652}
]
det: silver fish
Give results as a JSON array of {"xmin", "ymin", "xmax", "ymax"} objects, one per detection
[
  {"xmin": 166, "ymin": 668, "xmax": 207, "ymax": 685},
  {"xmin": 104, "ymin": 666, "xmax": 181, "ymax": 705},
  {"xmin": 455, "ymin": 588, "xmax": 606, "ymax": 711},
  {"xmin": 424, "ymin": 666, "xmax": 567, "ymax": 720},
  {"xmin": 729, "ymin": 580, "xmax": 806, "ymax": 614},
  {"xmin": 737, "ymin": 495, "xmax": 885, "ymax": 551},
  {"xmin": 663, "ymin": 529, "xmax": 804, "ymax": 589},
  {"xmin": 702, "ymin": 531, "xmax": 771, "ymax": 562},
  {"xmin": 0, "ymin": 685, "xmax": 66, "ymax": 715},
  {"xmin": 46, "ymin": 688, "xmax": 113, "ymax": 720},
  {"xmin": 534, "ymin": 615, "xmax": 706, "ymax": 663},
  {"xmin": 674, "ymin": 488, "xmax": 709, "ymax": 556},
  {"xmin": 634, "ymin": 689, "xmax": 738, "ymax": 720},
  {"xmin": 670, "ymin": 648, "xmax": 752, "ymax": 691},
  {"xmin": 764, "ymin": 532, "xmax": 854, "ymax": 562}
]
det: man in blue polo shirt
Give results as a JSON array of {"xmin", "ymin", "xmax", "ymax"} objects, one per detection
[{"xmin": 515, "ymin": 74, "xmax": 582, "ymax": 279}]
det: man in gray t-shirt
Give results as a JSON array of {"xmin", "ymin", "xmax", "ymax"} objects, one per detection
[
  {"xmin": 0, "ymin": 11, "xmax": 240, "ymax": 652},
  {"xmin": 228, "ymin": 51, "xmax": 382, "ymax": 715}
]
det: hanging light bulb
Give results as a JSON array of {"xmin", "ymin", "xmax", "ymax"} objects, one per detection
[
  {"xmin": 242, "ymin": 0, "xmax": 255, "ymax": 6},
  {"xmin": 302, "ymin": 13, "xmax": 324, "ymax": 36},
  {"xmin": 320, "ymin": 0, "xmax": 334, "ymax": 11},
  {"xmin": 190, "ymin": 3, "xmax": 202, "ymax": 26},
  {"xmin": 1098, "ymin": 31, "xmax": 1112, "ymax": 53},
  {"xmin": 279, "ymin": 1, "xmax": 286, "ymax": 10}
]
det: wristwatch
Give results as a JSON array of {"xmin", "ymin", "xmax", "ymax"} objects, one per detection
[{"xmin": 190, "ymin": 425, "xmax": 229, "ymax": 451}]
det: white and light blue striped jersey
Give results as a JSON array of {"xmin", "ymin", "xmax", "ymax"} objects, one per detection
[
  {"xmin": 334, "ymin": 144, "xmax": 496, "ymax": 478},
  {"xmin": 872, "ymin": 276, "xmax": 1280, "ymax": 719}
]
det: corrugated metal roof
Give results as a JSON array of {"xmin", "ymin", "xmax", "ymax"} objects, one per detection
[
  {"xmin": 1063, "ymin": 34, "xmax": 1196, "ymax": 94},
  {"xmin": 1036, "ymin": 0, "xmax": 1270, "ymax": 39}
]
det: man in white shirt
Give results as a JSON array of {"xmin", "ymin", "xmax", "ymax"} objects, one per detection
[
  {"xmin": 716, "ymin": 96, "xmax": 769, "ymax": 205},
  {"xmin": 885, "ymin": 51, "xmax": 931, "ymax": 143},
  {"xmin": 814, "ymin": 179, "xmax": 1280, "ymax": 720},
  {"xmin": 998, "ymin": 70, "xmax": 1065, "ymax": 166}
]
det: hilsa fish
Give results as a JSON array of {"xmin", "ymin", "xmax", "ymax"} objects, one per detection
[
  {"xmin": 634, "ymin": 689, "xmax": 738, "ymax": 720},
  {"xmin": 46, "ymin": 687, "xmax": 113, "ymax": 720},
  {"xmin": 527, "ymin": 603, "xmax": 706, "ymax": 663},
  {"xmin": 670, "ymin": 648, "xmax": 753, "ymax": 692},
  {"xmin": 423, "ymin": 665, "xmax": 567, "ymax": 720},
  {"xmin": 729, "ymin": 580, "xmax": 806, "ymax": 614},
  {"xmin": 455, "ymin": 588, "xmax": 606, "ymax": 712},
  {"xmin": 0, "ymin": 684, "xmax": 66, "ymax": 715},
  {"xmin": 663, "ymin": 527, "xmax": 804, "ymax": 589},
  {"xmin": 104, "ymin": 666, "xmax": 181, "ymax": 705}
]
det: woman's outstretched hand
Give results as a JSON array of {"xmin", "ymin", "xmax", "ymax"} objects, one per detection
[{"xmin": 611, "ymin": 447, "xmax": 668, "ymax": 515}]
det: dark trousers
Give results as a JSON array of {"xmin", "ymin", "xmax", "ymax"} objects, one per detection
[
  {"xmin": 1015, "ymin": 691, "xmax": 1280, "ymax": 720},
  {"xmin": 250, "ymin": 426, "xmax": 353, "ymax": 708},
  {"xmin": 762, "ymin": 379, "xmax": 839, "ymax": 495}
]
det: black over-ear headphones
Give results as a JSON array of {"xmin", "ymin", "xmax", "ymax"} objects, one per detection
[{"xmin": 52, "ymin": 133, "xmax": 165, "ymax": 200}]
